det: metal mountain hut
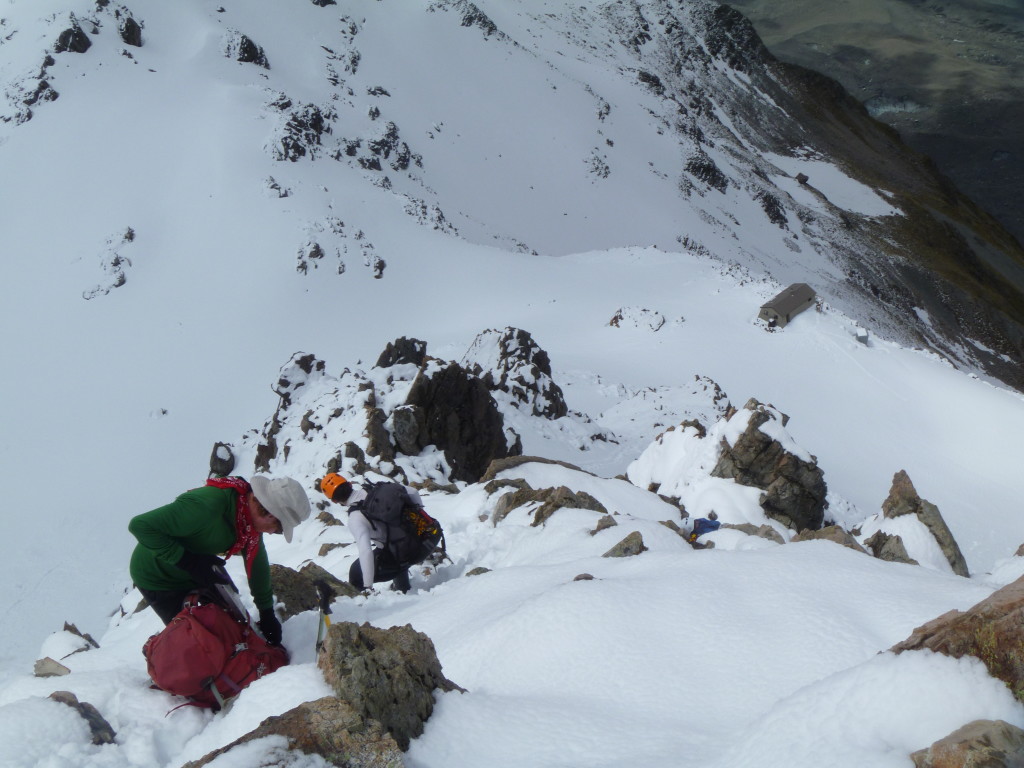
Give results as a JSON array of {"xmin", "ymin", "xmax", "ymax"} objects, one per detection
[{"xmin": 758, "ymin": 283, "xmax": 816, "ymax": 328}]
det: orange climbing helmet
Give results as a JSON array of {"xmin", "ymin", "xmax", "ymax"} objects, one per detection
[{"xmin": 320, "ymin": 472, "xmax": 351, "ymax": 503}]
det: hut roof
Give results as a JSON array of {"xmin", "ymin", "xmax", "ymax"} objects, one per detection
[{"xmin": 761, "ymin": 283, "xmax": 816, "ymax": 313}]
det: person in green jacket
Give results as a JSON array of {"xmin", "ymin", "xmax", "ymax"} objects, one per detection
[{"xmin": 128, "ymin": 475, "xmax": 310, "ymax": 645}]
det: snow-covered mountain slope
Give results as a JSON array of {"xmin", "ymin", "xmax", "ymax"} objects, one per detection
[
  {"xmin": 3, "ymin": 0, "xmax": 1023, "ymax": 380},
  {"xmin": 1, "ymin": 0, "xmax": 1023, "ymax": 746}
]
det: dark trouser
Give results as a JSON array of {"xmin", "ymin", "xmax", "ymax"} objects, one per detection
[
  {"xmin": 348, "ymin": 548, "xmax": 410, "ymax": 593},
  {"xmin": 137, "ymin": 587, "xmax": 196, "ymax": 625}
]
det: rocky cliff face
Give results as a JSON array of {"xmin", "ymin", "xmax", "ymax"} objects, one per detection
[{"xmin": 728, "ymin": 0, "xmax": 1024, "ymax": 251}]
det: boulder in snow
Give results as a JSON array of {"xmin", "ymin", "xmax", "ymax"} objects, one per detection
[
  {"xmin": 491, "ymin": 483, "xmax": 607, "ymax": 527},
  {"xmin": 256, "ymin": 352, "xmax": 327, "ymax": 471},
  {"xmin": 317, "ymin": 621, "xmax": 463, "ymax": 750},
  {"xmin": 891, "ymin": 574, "xmax": 1024, "ymax": 704},
  {"xmin": 910, "ymin": 719, "xmax": 1024, "ymax": 767},
  {"xmin": 603, "ymin": 531, "xmax": 647, "ymax": 558},
  {"xmin": 33, "ymin": 657, "xmax": 70, "ymax": 678},
  {"xmin": 48, "ymin": 692, "xmax": 115, "ymax": 746},
  {"xmin": 608, "ymin": 306, "xmax": 670, "ymax": 332},
  {"xmin": 792, "ymin": 525, "xmax": 867, "ymax": 554},
  {"xmin": 863, "ymin": 530, "xmax": 919, "ymax": 566}
]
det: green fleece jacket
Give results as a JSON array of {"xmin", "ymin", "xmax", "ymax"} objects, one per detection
[{"xmin": 128, "ymin": 485, "xmax": 273, "ymax": 610}]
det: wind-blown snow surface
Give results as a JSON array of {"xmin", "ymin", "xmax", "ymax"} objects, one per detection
[{"xmin": 1, "ymin": 0, "xmax": 1024, "ymax": 764}]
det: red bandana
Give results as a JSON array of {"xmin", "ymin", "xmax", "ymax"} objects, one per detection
[{"xmin": 205, "ymin": 476, "xmax": 260, "ymax": 577}]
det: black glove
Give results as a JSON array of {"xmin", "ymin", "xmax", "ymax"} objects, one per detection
[
  {"xmin": 175, "ymin": 551, "xmax": 230, "ymax": 590},
  {"xmin": 258, "ymin": 608, "xmax": 282, "ymax": 645}
]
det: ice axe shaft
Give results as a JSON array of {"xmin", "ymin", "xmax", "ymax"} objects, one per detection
[
  {"xmin": 315, "ymin": 580, "xmax": 334, "ymax": 653},
  {"xmin": 211, "ymin": 565, "xmax": 265, "ymax": 639}
]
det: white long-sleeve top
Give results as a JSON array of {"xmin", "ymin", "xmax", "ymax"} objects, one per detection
[{"xmin": 344, "ymin": 484, "xmax": 424, "ymax": 588}]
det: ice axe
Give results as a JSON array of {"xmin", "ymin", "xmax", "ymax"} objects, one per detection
[
  {"xmin": 315, "ymin": 579, "xmax": 334, "ymax": 654},
  {"xmin": 210, "ymin": 564, "xmax": 265, "ymax": 640}
]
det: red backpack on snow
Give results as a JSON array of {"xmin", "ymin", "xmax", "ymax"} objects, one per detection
[{"xmin": 142, "ymin": 596, "xmax": 288, "ymax": 710}]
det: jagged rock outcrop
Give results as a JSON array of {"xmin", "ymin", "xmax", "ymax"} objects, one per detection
[
  {"xmin": 116, "ymin": 12, "xmax": 142, "ymax": 47},
  {"xmin": 268, "ymin": 93, "xmax": 336, "ymax": 162},
  {"xmin": 256, "ymin": 352, "xmax": 326, "ymax": 471},
  {"xmin": 224, "ymin": 30, "xmax": 269, "ymax": 68},
  {"xmin": 711, "ymin": 399, "xmax": 827, "ymax": 532},
  {"xmin": 376, "ymin": 337, "xmax": 428, "ymax": 368},
  {"xmin": 182, "ymin": 696, "xmax": 404, "ymax": 768},
  {"xmin": 317, "ymin": 621, "xmax": 463, "ymax": 750},
  {"xmin": 405, "ymin": 360, "xmax": 519, "ymax": 482},
  {"xmin": 882, "ymin": 470, "xmax": 969, "ymax": 577},
  {"xmin": 491, "ymin": 483, "xmax": 607, "ymax": 526},
  {"xmin": 269, "ymin": 563, "xmax": 358, "ymax": 619},
  {"xmin": 54, "ymin": 17, "xmax": 91, "ymax": 54},
  {"xmin": 891, "ymin": 574, "xmax": 1024, "ymax": 704},
  {"xmin": 48, "ymin": 692, "xmax": 115, "ymax": 746},
  {"xmin": 461, "ymin": 327, "xmax": 568, "ymax": 419},
  {"xmin": 253, "ymin": 339, "xmax": 528, "ymax": 481},
  {"xmin": 910, "ymin": 719, "xmax": 1024, "ymax": 768}
]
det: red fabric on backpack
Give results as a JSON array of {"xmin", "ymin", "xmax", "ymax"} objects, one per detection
[{"xmin": 143, "ymin": 599, "xmax": 288, "ymax": 709}]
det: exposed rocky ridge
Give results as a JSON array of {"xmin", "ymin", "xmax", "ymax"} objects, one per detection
[
  {"xmin": 246, "ymin": 328, "xmax": 742, "ymax": 493},
  {"xmin": 250, "ymin": 333, "xmax": 547, "ymax": 484},
  {"xmin": 247, "ymin": 336, "xmax": 974, "ymax": 583}
]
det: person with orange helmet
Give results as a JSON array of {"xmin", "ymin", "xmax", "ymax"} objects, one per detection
[{"xmin": 321, "ymin": 472, "xmax": 435, "ymax": 594}]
